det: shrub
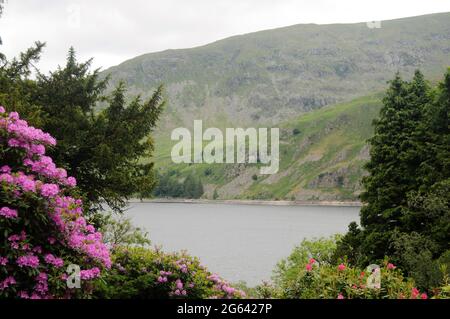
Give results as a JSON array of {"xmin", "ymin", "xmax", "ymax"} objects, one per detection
[
  {"xmin": 0, "ymin": 107, "xmax": 111, "ymax": 299},
  {"xmin": 272, "ymin": 236, "xmax": 447, "ymax": 299},
  {"xmin": 278, "ymin": 258, "xmax": 425, "ymax": 299},
  {"xmin": 94, "ymin": 246, "xmax": 245, "ymax": 299},
  {"xmin": 273, "ymin": 236, "xmax": 339, "ymax": 287}
]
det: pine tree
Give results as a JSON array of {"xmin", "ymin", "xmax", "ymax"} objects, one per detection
[{"xmin": 342, "ymin": 71, "xmax": 431, "ymax": 264}]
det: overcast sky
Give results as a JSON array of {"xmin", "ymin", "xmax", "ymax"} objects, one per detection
[{"xmin": 1, "ymin": 0, "xmax": 450, "ymax": 73}]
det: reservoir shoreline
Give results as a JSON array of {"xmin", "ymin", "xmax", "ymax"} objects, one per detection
[{"xmin": 129, "ymin": 198, "xmax": 362, "ymax": 207}]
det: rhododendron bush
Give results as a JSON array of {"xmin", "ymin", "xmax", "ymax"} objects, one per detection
[
  {"xmin": 94, "ymin": 246, "xmax": 245, "ymax": 299},
  {"xmin": 0, "ymin": 107, "xmax": 111, "ymax": 299},
  {"xmin": 269, "ymin": 236, "xmax": 449, "ymax": 299}
]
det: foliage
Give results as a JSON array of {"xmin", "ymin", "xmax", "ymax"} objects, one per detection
[
  {"xmin": 0, "ymin": 107, "xmax": 111, "ymax": 299},
  {"xmin": 273, "ymin": 236, "xmax": 339, "ymax": 287},
  {"xmin": 99, "ymin": 213, "xmax": 151, "ymax": 247},
  {"xmin": 0, "ymin": 44, "xmax": 165, "ymax": 214},
  {"xmin": 94, "ymin": 246, "xmax": 245, "ymax": 299},
  {"xmin": 337, "ymin": 70, "xmax": 450, "ymax": 291},
  {"xmin": 271, "ymin": 236, "xmax": 448, "ymax": 299},
  {"xmin": 153, "ymin": 171, "xmax": 204, "ymax": 199},
  {"xmin": 389, "ymin": 231, "xmax": 447, "ymax": 290}
]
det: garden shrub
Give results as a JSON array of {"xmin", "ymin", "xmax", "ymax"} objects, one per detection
[
  {"xmin": 272, "ymin": 236, "xmax": 445, "ymax": 299},
  {"xmin": 94, "ymin": 246, "xmax": 246, "ymax": 299},
  {"xmin": 0, "ymin": 107, "xmax": 111, "ymax": 299},
  {"xmin": 273, "ymin": 236, "xmax": 339, "ymax": 287}
]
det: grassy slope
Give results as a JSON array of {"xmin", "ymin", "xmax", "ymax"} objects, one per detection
[
  {"xmin": 152, "ymin": 94, "xmax": 382, "ymax": 201},
  {"xmin": 101, "ymin": 12, "xmax": 450, "ymax": 200}
]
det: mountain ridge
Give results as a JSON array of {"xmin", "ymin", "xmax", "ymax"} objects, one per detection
[{"xmin": 100, "ymin": 12, "xmax": 450, "ymax": 200}]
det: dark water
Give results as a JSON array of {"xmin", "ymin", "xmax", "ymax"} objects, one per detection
[{"xmin": 126, "ymin": 202, "xmax": 360, "ymax": 286}]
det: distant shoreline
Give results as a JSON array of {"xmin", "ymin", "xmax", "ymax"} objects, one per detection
[{"xmin": 128, "ymin": 198, "xmax": 362, "ymax": 207}]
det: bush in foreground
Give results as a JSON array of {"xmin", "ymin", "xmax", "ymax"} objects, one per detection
[
  {"xmin": 0, "ymin": 107, "xmax": 111, "ymax": 298},
  {"xmin": 94, "ymin": 246, "xmax": 245, "ymax": 299},
  {"xmin": 269, "ymin": 236, "xmax": 449, "ymax": 299}
]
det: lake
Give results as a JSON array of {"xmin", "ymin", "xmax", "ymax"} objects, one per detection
[{"xmin": 126, "ymin": 202, "xmax": 360, "ymax": 286}]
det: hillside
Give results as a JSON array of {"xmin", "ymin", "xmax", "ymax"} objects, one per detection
[
  {"xmin": 100, "ymin": 12, "xmax": 450, "ymax": 200},
  {"xmin": 153, "ymin": 94, "xmax": 382, "ymax": 200}
]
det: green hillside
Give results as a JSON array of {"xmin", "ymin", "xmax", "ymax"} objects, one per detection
[
  {"xmin": 100, "ymin": 12, "xmax": 450, "ymax": 200},
  {"xmin": 103, "ymin": 12, "xmax": 450, "ymax": 129},
  {"xmin": 153, "ymin": 94, "xmax": 382, "ymax": 200}
]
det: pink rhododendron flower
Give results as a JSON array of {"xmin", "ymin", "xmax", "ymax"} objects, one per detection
[
  {"xmin": 67, "ymin": 176, "xmax": 77, "ymax": 187},
  {"xmin": 387, "ymin": 263, "xmax": 396, "ymax": 270},
  {"xmin": 338, "ymin": 263, "xmax": 346, "ymax": 271},
  {"xmin": 44, "ymin": 254, "xmax": 64, "ymax": 268},
  {"xmin": 80, "ymin": 267, "xmax": 101, "ymax": 280},
  {"xmin": 176, "ymin": 279, "xmax": 184, "ymax": 289},
  {"xmin": 0, "ymin": 207, "xmax": 18, "ymax": 219},
  {"xmin": 337, "ymin": 293, "xmax": 344, "ymax": 299},
  {"xmin": 0, "ymin": 276, "xmax": 16, "ymax": 291},
  {"xmin": 309, "ymin": 258, "xmax": 316, "ymax": 264},
  {"xmin": 0, "ymin": 257, "xmax": 8, "ymax": 266},
  {"xmin": 305, "ymin": 263, "xmax": 313, "ymax": 272},
  {"xmin": 420, "ymin": 293, "xmax": 428, "ymax": 300},
  {"xmin": 0, "ymin": 165, "xmax": 10, "ymax": 173},
  {"xmin": 411, "ymin": 287, "xmax": 420, "ymax": 299},
  {"xmin": 34, "ymin": 273, "xmax": 49, "ymax": 296},
  {"xmin": 40, "ymin": 183, "xmax": 60, "ymax": 197},
  {"xmin": 17, "ymin": 254, "xmax": 40, "ymax": 268}
]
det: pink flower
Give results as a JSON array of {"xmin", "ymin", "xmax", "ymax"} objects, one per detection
[
  {"xmin": 35, "ymin": 273, "xmax": 48, "ymax": 295},
  {"xmin": 0, "ymin": 165, "xmax": 10, "ymax": 173},
  {"xmin": 18, "ymin": 291, "xmax": 30, "ymax": 299},
  {"xmin": 40, "ymin": 183, "xmax": 60, "ymax": 197},
  {"xmin": 0, "ymin": 106, "xmax": 5, "ymax": 113},
  {"xmin": 0, "ymin": 207, "xmax": 18, "ymax": 219},
  {"xmin": 309, "ymin": 258, "xmax": 316, "ymax": 264},
  {"xmin": 0, "ymin": 276, "xmax": 16, "ymax": 291},
  {"xmin": 387, "ymin": 263, "xmax": 396, "ymax": 270},
  {"xmin": 411, "ymin": 287, "xmax": 420, "ymax": 299},
  {"xmin": 0, "ymin": 257, "xmax": 8, "ymax": 266},
  {"xmin": 66, "ymin": 176, "xmax": 77, "ymax": 187},
  {"xmin": 420, "ymin": 293, "xmax": 428, "ymax": 300},
  {"xmin": 44, "ymin": 254, "xmax": 64, "ymax": 268},
  {"xmin": 337, "ymin": 293, "xmax": 344, "ymax": 299},
  {"xmin": 305, "ymin": 263, "xmax": 313, "ymax": 272},
  {"xmin": 17, "ymin": 254, "xmax": 40, "ymax": 268},
  {"xmin": 80, "ymin": 267, "xmax": 101, "ymax": 280},
  {"xmin": 338, "ymin": 263, "xmax": 346, "ymax": 271}
]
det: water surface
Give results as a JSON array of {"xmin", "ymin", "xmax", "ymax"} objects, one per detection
[{"xmin": 126, "ymin": 202, "xmax": 360, "ymax": 286}]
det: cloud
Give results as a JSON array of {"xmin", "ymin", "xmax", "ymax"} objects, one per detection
[{"xmin": 1, "ymin": 0, "xmax": 450, "ymax": 73}]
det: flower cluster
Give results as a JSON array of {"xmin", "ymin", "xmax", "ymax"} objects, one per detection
[
  {"xmin": 100, "ymin": 247, "xmax": 244, "ymax": 299},
  {"xmin": 0, "ymin": 107, "xmax": 111, "ymax": 299},
  {"xmin": 0, "ymin": 207, "xmax": 18, "ymax": 219},
  {"xmin": 207, "ymin": 273, "xmax": 245, "ymax": 298}
]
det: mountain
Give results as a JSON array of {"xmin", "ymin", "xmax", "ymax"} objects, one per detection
[{"xmin": 101, "ymin": 12, "xmax": 450, "ymax": 200}]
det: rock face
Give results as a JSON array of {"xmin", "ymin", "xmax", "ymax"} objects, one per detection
[{"xmin": 308, "ymin": 168, "xmax": 351, "ymax": 189}]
